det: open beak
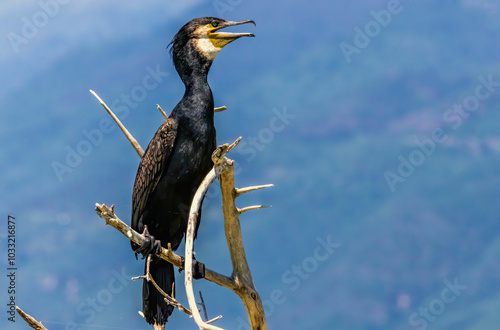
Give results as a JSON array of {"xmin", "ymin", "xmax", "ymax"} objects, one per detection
[{"xmin": 210, "ymin": 19, "xmax": 256, "ymax": 39}]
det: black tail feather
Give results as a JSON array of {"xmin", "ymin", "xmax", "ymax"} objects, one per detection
[{"xmin": 143, "ymin": 257, "xmax": 175, "ymax": 326}]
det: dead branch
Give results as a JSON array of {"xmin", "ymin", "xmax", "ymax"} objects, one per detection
[
  {"xmin": 183, "ymin": 138, "xmax": 246, "ymax": 329},
  {"xmin": 217, "ymin": 155, "xmax": 268, "ymax": 330},
  {"xmin": 214, "ymin": 106, "xmax": 227, "ymax": 112},
  {"xmin": 95, "ymin": 139, "xmax": 271, "ymax": 329},
  {"xmin": 207, "ymin": 315, "xmax": 223, "ymax": 324},
  {"xmin": 133, "ymin": 256, "xmax": 193, "ymax": 316},
  {"xmin": 16, "ymin": 306, "xmax": 47, "ymax": 330},
  {"xmin": 184, "ymin": 165, "xmax": 221, "ymax": 329},
  {"xmin": 94, "ymin": 203, "xmax": 235, "ymax": 291},
  {"xmin": 92, "ymin": 90, "xmax": 270, "ymax": 329},
  {"xmin": 157, "ymin": 104, "xmax": 169, "ymax": 120},
  {"xmin": 199, "ymin": 291, "xmax": 209, "ymax": 321},
  {"xmin": 161, "ymin": 104, "xmax": 226, "ymax": 118},
  {"xmin": 238, "ymin": 205, "xmax": 271, "ymax": 214},
  {"xmin": 235, "ymin": 184, "xmax": 274, "ymax": 197},
  {"xmin": 89, "ymin": 90, "xmax": 144, "ymax": 157},
  {"xmin": 90, "ymin": 90, "xmax": 227, "ymax": 160},
  {"xmin": 183, "ymin": 137, "xmax": 270, "ymax": 330}
]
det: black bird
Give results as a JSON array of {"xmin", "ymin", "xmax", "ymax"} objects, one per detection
[{"xmin": 131, "ymin": 17, "xmax": 255, "ymax": 329}]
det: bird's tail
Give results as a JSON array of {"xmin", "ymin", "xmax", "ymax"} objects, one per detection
[{"xmin": 143, "ymin": 257, "xmax": 175, "ymax": 328}]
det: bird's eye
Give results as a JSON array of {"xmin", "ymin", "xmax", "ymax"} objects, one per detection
[{"xmin": 211, "ymin": 21, "xmax": 218, "ymax": 28}]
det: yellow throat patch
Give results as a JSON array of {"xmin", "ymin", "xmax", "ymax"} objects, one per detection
[{"xmin": 193, "ymin": 25, "xmax": 235, "ymax": 60}]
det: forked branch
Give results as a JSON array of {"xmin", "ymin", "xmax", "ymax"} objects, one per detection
[
  {"xmin": 91, "ymin": 91, "xmax": 271, "ymax": 329},
  {"xmin": 184, "ymin": 138, "xmax": 270, "ymax": 330},
  {"xmin": 94, "ymin": 203, "xmax": 235, "ymax": 290},
  {"xmin": 132, "ymin": 255, "xmax": 193, "ymax": 316}
]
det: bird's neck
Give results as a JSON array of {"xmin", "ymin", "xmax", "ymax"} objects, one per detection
[
  {"xmin": 172, "ymin": 73, "xmax": 214, "ymax": 122},
  {"xmin": 174, "ymin": 41, "xmax": 214, "ymax": 88},
  {"xmin": 182, "ymin": 72, "xmax": 210, "ymax": 91},
  {"xmin": 183, "ymin": 78, "xmax": 213, "ymax": 106},
  {"xmin": 171, "ymin": 41, "xmax": 215, "ymax": 120}
]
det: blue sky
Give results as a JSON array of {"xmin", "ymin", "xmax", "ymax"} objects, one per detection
[{"xmin": 2, "ymin": 1, "xmax": 500, "ymax": 329}]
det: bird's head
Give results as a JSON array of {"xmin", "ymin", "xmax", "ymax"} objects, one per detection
[{"xmin": 169, "ymin": 17, "xmax": 255, "ymax": 63}]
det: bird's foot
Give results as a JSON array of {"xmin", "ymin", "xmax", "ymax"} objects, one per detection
[
  {"xmin": 179, "ymin": 256, "xmax": 205, "ymax": 279},
  {"xmin": 134, "ymin": 226, "xmax": 163, "ymax": 259}
]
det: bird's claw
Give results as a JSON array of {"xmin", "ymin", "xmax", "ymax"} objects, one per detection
[{"xmin": 135, "ymin": 226, "xmax": 163, "ymax": 259}]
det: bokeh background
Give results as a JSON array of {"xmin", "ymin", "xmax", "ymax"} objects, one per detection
[{"xmin": 2, "ymin": 0, "xmax": 500, "ymax": 329}]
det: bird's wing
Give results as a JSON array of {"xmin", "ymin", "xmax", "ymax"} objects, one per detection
[{"xmin": 131, "ymin": 118, "xmax": 178, "ymax": 232}]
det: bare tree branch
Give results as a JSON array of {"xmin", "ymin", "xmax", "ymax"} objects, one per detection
[
  {"xmin": 91, "ymin": 91, "xmax": 271, "ymax": 329},
  {"xmin": 16, "ymin": 306, "xmax": 47, "ymax": 330},
  {"xmin": 157, "ymin": 104, "xmax": 169, "ymax": 120},
  {"xmin": 133, "ymin": 256, "xmax": 193, "ymax": 316},
  {"xmin": 185, "ymin": 165, "xmax": 221, "ymax": 330},
  {"xmin": 89, "ymin": 90, "xmax": 144, "ymax": 157},
  {"xmin": 184, "ymin": 138, "xmax": 270, "ymax": 330},
  {"xmin": 238, "ymin": 205, "xmax": 271, "ymax": 214},
  {"xmin": 94, "ymin": 203, "xmax": 236, "ymax": 291},
  {"xmin": 199, "ymin": 291, "xmax": 209, "ymax": 322},
  {"xmin": 95, "ymin": 137, "xmax": 271, "ymax": 329},
  {"xmin": 133, "ymin": 257, "xmax": 223, "ymax": 327},
  {"xmin": 214, "ymin": 106, "xmax": 227, "ymax": 113},
  {"xmin": 160, "ymin": 104, "xmax": 226, "ymax": 119},
  {"xmin": 218, "ymin": 159, "xmax": 268, "ymax": 330},
  {"xmin": 235, "ymin": 184, "xmax": 274, "ymax": 197},
  {"xmin": 91, "ymin": 90, "xmax": 228, "ymax": 160},
  {"xmin": 207, "ymin": 315, "xmax": 223, "ymax": 324}
]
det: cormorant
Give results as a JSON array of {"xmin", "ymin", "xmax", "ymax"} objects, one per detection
[{"xmin": 131, "ymin": 17, "xmax": 255, "ymax": 329}]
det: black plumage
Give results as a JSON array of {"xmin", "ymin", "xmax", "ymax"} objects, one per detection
[{"xmin": 130, "ymin": 17, "xmax": 254, "ymax": 328}]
